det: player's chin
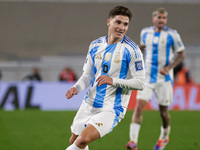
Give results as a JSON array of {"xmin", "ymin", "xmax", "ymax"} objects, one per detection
[
  {"xmin": 158, "ymin": 24, "xmax": 165, "ymax": 29},
  {"xmin": 115, "ymin": 33, "xmax": 124, "ymax": 39}
]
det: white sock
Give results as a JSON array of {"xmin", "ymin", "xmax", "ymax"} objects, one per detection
[
  {"xmin": 129, "ymin": 123, "xmax": 141, "ymax": 143},
  {"xmin": 65, "ymin": 143, "xmax": 84, "ymax": 150},
  {"xmin": 84, "ymin": 145, "xmax": 89, "ymax": 150},
  {"xmin": 159, "ymin": 126, "xmax": 171, "ymax": 140}
]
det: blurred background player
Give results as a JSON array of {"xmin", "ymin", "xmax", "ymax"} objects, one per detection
[
  {"xmin": 174, "ymin": 62, "xmax": 193, "ymax": 85},
  {"xmin": 65, "ymin": 6, "xmax": 145, "ymax": 150},
  {"xmin": 126, "ymin": 8, "xmax": 185, "ymax": 150},
  {"xmin": 0, "ymin": 69, "xmax": 2, "ymax": 80},
  {"xmin": 59, "ymin": 67, "xmax": 77, "ymax": 82},
  {"xmin": 23, "ymin": 67, "xmax": 42, "ymax": 81}
]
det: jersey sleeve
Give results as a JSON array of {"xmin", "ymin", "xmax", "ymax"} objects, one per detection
[
  {"xmin": 140, "ymin": 28, "xmax": 146, "ymax": 46},
  {"xmin": 73, "ymin": 43, "xmax": 94, "ymax": 93},
  {"xmin": 172, "ymin": 30, "xmax": 185, "ymax": 53},
  {"xmin": 112, "ymin": 46, "xmax": 145, "ymax": 90}
]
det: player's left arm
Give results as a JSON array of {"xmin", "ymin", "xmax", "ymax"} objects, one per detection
[
  {"xmin": 96, "ymin": 75, "xmax": 113, "ymax": 86},
  {"xmin": 96, "ymin": 46, "xmax": 146, "ymax": 90},
  {"xmin": 160, "ymin": 31, "xmax": 185, "ymax": 76},
  {"xmin": 160, "ymin": 51, "xmax": 185, "ymax": 76}
]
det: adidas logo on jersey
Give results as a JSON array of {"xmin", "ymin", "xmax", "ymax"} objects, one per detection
[
  {"xmin": 113, "ymin": 53, "xmax": 120, "ymax": 63},
  {"xmin": 95, "ymin": 53, "xmax": 102, "ymax": 60},
  {"xmin": 95, "ymin": 122, "xmax": 103, "ymax": 128}
]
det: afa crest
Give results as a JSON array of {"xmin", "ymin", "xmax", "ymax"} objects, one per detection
[
  {"xmin": 105, "ymin": 53, "xmax": 112, "ymax": 62},
  {"xmin": 153, "ymin": 37, "xmax": 159, "ymax": 44}
]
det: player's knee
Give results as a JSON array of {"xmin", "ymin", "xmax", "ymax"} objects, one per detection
[
  {"xmin": 69, "ymin": 135, "xmax": 77, "ymax": 145},
  {"xmin": 160, "ymin": 111, "xmax": 170, "ymax": 119},
  {"xmin": 135, "ymin": 102, "xmax": 145, "ymax": 114},
  {"xmin": 75, "ymin": 135, "xmax": 90, "ymax": 148},
  {"xmin": 132, "ymin": 104, "xmax": 144, "ymax": 123},
  {"xmin": 69, "ymin": 138, "xmax": 74, "ymax": 145}
]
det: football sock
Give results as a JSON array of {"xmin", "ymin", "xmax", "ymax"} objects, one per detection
[
  {"xmin": 159, "ymin": 126, "xmax": 171, "ymax": 140},
  {"xmin": 130, "ymin": 123, "xmax": 141, "ymax": 143},
  {"xmin": 84, "ymin": 145, "xmax": 89, "ymax": 150},
  {"xmin": 65, "ymin": 143, "xmax": 84, "ymax": 150}
]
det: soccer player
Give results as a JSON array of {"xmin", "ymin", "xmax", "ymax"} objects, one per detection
[
  {"xmin": 126, "ymin": 8, "xmax": 185, "ymax": 150},
  {"xmin": 65, "ymin": 6, "xmax": 145, "ymax": 150}
]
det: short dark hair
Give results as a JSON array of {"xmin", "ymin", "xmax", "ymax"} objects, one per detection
[{"xmin": 109, "ymin": 6, "xmax": 132, "ymax": 21}]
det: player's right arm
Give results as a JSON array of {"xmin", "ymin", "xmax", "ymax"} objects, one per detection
[
  {"xmin": 65, "ymin": 87, "xmax": 78, "ymax": 99},
  {"xmin": 65, "ymin": 43, "xmax": 95, "ymax": 100},
  {"xmin": 139, "ymin": 28, "xmax": 147, "ymax": 54},
  {"xmin": 139, "ymin": 45, "xmax": 146, "ymax": 54}
]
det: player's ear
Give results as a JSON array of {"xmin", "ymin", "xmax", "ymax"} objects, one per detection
[
  {"xmin": 107, "ymin": 18, "xmax": 111, "ymax": 27},
  {"xmin": 152, "ymin": 16, "xmax": 155, "ymax": 23}
]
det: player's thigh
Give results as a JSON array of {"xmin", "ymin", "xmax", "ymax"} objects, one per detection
[
  {"xmin": 71, "ymin": 101, "xmax": 92, "ymax": 136},
  {"xmin": 88, "ymin": 110, "xmax": 116, "ymax": 138},
  {"xmin": 136, "ymin": 83, "xmax": 154, "ymax": 102},
  {"xmin": 155, "ymin": 81, "xmax": 173, "ymax": 106}
]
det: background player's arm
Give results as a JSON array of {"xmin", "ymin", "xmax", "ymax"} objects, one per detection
[
  {"xmin": 159, "ymin": 50, "xmax": 185, "ymax": 76},
  {"xmin": 160, "ymin": 30, "xmax": 185, "ymax": 76},
  {"xmin": 139, "ymin": 44, "xmax": 146, "ymax": 54}
]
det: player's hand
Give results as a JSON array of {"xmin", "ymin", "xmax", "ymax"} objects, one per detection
[
  {"xmin": 96, "ymin": 75, "xmax": 113, "ymax": 86},
  {"xmin": 65, "ymin": 87, "xmax": 78, "ymax": 99},
  {"xmin": 159, "ymin": 66, "xmax": 170, "ymax": 76}
]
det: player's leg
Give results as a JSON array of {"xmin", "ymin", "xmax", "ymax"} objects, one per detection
[
  {"xmin": 65, "ymin": 143, "xmax": 89, "ymax": 150},
  {"xmin": 74, "ymin": 124, "xmax": 100, "ymax": 149},
  {"xmin": 153, "ymin": 105, "xmax": 170, "ymax": 150},
  {"xmin": 73, "ymin": 109, "xmax": 116, "ymax": 149},
  {"xmin": 159, "ymin": 105, "xmax": 171, "ymax": 140},
  {"xmin": 69, "ymin": 132, "xmax": 78, "ymax": 145},
  {"xmin": 131, "ymin": 99, "xmax": 148, "ymax": 141},
  {"xmin": 159, "ymin": 105, "xmax": 170, "ymax": 130},
  {"xmin": 126, "ymin": 99, "xmax": 147, "ymax": 150},
  {"xmin": 126, "ymin": 85, "xmax": 154, "ymax": 150},
  {"xmin": 65, "ymin": 101, "xmax": 92, "ymax": 150},
  {"xmin": 154, "ymin": 81, "xmax": 172, "ymax": 150},
  {"xmin": 66, "ymin": 105, "xmax": 116, "ymax": 150}
]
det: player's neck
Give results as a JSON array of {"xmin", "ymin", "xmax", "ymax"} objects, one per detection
[
  {"xmin": 107, "ymin": 36, "xmax": 121, "ymax": 45},
  {"xmin": 154, "ymin": 27, "xmax": 164, "ymax": 33}
]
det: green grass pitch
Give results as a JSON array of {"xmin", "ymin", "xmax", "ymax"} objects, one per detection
[{"xmin": 0, "ymin": 110, "xmax": 200, "ymax": 150}]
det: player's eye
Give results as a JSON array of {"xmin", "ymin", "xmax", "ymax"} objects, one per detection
[
  {"xmin": 124, "ymin": 22, "xmax": 129, "ymax": 26},
  {"xmin": 116, "ymin": 20, "xmax": 121, "ymax": 24}
]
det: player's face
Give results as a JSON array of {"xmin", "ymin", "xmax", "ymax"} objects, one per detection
[
  {"xmin": 107, "ymin": 15, "xmax": 129, "ymax": 43},
  {"xmin": 152, "ymin": 13, "xmax": 167, "ymax": 31}
]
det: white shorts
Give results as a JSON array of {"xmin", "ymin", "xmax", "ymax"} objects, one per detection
[
  {"xmin": 137, "ymin": 81, "xmax": 173, "ymax": 106},
  {"xmin": 71, "ymin": 101, "xmax": 118, "ymax": 137}
]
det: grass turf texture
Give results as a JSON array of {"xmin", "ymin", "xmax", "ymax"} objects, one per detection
[{"xmin": 0, "ymin": 110, "xmax": 200, "ymax": 150}]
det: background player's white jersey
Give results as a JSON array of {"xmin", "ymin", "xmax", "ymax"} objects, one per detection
[
  {"xmin": 74, "ymin": 35, "xmax": 145, "ymax": 119},
  {"xmin": 140, "ymin": 26, "xmax": 185, "ymax": 84}
]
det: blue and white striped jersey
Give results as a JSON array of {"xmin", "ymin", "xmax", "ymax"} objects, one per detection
[
  {"xmin": 140, "ymin": 26, "xmax": 185, "ymax": 83},
  {"xmin": 74, "ymin": 35, "xmax": 145, "ymax": 118}
]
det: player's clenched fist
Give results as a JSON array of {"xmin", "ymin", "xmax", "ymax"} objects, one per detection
[{"xmin": 65, "ymin": 87, "xmax": 78, "ymax": 99}]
